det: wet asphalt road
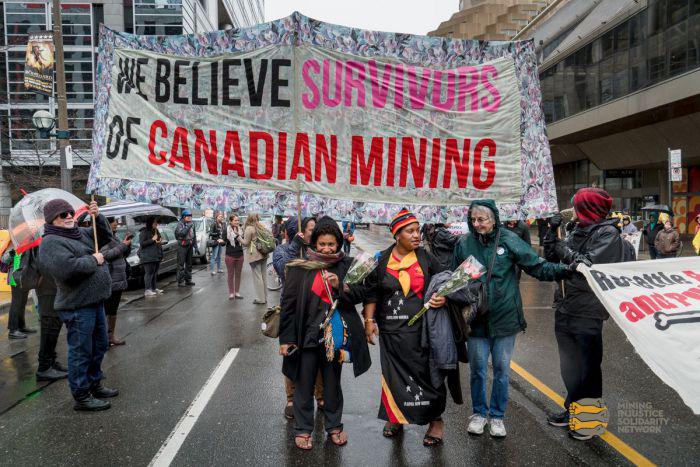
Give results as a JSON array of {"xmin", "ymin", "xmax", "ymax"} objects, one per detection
[{"xmin": 0, "ymin": 230, "xmax": 698, "ymax": 466}]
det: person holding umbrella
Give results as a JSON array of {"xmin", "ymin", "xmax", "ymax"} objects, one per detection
[{"xmin": 38, "ymin": 198, "xmax": 117, "ymax": 411}]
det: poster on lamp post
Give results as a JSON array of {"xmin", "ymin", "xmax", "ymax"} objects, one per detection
[{"xmin": 24, "ymin": 31, "xmax": 55, "ymax": 96}]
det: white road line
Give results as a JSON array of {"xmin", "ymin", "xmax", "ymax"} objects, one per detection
[{"xmin": 149, "ymin": 348, "xmax": 239, "ymax": 467}]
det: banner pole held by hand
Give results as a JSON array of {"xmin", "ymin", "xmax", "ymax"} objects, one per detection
[{"xmin": 91, "ymin": 195, "xmax": 98, "ymax": 253}]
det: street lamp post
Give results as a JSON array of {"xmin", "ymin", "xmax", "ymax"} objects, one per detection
[{"xmin": 51, "ymin": 0, "xmax": 72, "ymax": 193}]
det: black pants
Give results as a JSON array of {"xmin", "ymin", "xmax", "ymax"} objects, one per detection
[
  {"xmin": 143, "ymin": 261, "xmax": 160, "ymax": 291},
  {"xmin": 555, "ymin": 313, "xmax": 603, "ymax": 408},
  {"xmin": 293, "ymin": 348, "xmax": 344, "ymax": 435},
  {"xmin": 38, "ymin": 294, "xmax": 62, "ymax": 371},
  {"xmin": 177, "ymin": 246, "xmax": 193, "ymax": 284},
  {"xmin": 648, "ymin": 245, "xmax": 658, "ymax": 259},
  {"xmin": 8, "ymin": 286, "xmax": 29, "ymax": 331},
  {"xmin": 104, "ymin": 290, "xmax": 122, "ymax": 316}
]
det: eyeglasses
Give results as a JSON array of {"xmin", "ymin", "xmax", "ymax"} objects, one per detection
[
  {"xmin": 58, "ymin": 211, "xmax": 75, "ymax": 219},
  {"xmin": 470, "ymin": 217, "xmax": 491, "ymax": 224}
]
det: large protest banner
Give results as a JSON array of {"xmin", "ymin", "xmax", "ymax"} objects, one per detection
[
  {"xmin": 89, "ymin": 13, "xmax": 556, "ymax": 222},
  {"xmin": 581, "ymin": 258, "xmax": 700, "ymax": 414}
]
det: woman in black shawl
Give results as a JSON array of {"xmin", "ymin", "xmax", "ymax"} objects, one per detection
[
  {"xmin": 362, "ymin": 209, "xmax": 447, "ymax": 446},
  {"xmin": 279, "ymin": 218, "xmax": 370, "ymax": 450}
]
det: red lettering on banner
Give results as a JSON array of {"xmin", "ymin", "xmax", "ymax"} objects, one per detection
[
  {"xmin": 221, "ymin": 130, "xmax": 245, "ymax": 177},
  {"xmin": 633, "ymin": 295, "xmax": 661, "ymax": 315},
  {"xmin": 249, "ymin": 131, "xmax": 274, "ymax": 180},
  {"xmin": 443, "ymin": 138, "xmax": 470, "ymax": 189},
  {"xmin": 682, "ymin": 286, "xmax": 700, "ymax": 300},
  {"xmin": 290, "ymin": 132, "xmax": 312, "ymax": 181},
  {"xmin": 148, "ymin": 120, "xmax": 167, "ymax": 165},
  {"xmin": 665, "ymin": 292, "xmax": 692, "ymax": 307},
  {"xmin": 314, "ymin": 134, "xmax": 337, "ymax": 183},
  {"xmin": 169, "ymin": 127, "xmax": 191, "ymax": 171},
  {"xmin": 683, "ymin": 270, "xmax": 700, "ymax": 282},
  {"xmin": 277, "ymin": 132, "xmax": 287, "ymax": 180},
  {"xmin": 386, "ymin": 137, "xmax": 397, "ymax": 187},
  {"xmin": 193, "ymin": 129, "xmax": 218, "ymax": 175},
  {"xmin": 399, "ymin": 137, "xmax": 427, "ymax": 188},
  {"xmin": 620, "ymin": 302, "xmax": 645, "ymax": 323},
  {"xmin": 350, "ymin": 136, "xmax": 383, "ymax": 186},
  {"xmin": 473, "ymin": 138, "xmax": 496, "ymax": 190},
  {"xmin": 429, "ymin": 138, "xmax": 441, "ymax": 189},
  {"xmin": 650, "ymin": 292, "xmax": 677, "ymax": 309}
]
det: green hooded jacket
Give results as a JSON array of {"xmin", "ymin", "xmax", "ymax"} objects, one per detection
[{"xmin": 452, "ymin": 200, "xmax": 569, "ymax": 338}]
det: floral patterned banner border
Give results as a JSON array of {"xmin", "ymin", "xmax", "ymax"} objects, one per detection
[{"xmin": 88, "ymin": 12, "xmax": 557, "ymax": 222}]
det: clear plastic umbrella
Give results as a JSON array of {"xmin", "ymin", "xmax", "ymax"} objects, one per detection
[{"xmin": 8, "ymin": 188, "xmax": 86, "ymax": 253}]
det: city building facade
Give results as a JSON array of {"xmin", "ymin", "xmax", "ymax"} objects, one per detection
[
  {"xmin": 429, "ymin": 0, "xmax": 549, "ymax": 40},
  {"xmin": 516, "ymin": 0, "xmax": 700, "ymax": 234},
  {"xmin": 0, "ymin": 0, "xmax": 264, "ymax": 225}
]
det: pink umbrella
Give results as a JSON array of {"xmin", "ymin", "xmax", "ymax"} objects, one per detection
[{"xmin": 9, "ymin": 188, "xmax": 87, "ymax": 253}]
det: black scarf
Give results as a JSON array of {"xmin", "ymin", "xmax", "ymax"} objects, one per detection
[{"xmin": 44, "ymin": 224, "xmax": 82, "ymax": 239}]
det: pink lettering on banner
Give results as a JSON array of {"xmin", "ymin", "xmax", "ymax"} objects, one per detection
[
  {"xmin": 431, "ymin": 70, "xmax": 456, "ymax": 111},
  {"xmin": 368, "ymin": 60, "xmax": 393, "ymax": 109},
  {"xmin": 457, "ymin": 66, "xmax": 479, "ymax": 112},
  {"xmin": 322, "ymin": 59, "xmax": 342, "ymax": 107},
  {"xmin": 407, "ymin": 66, "xmax": 431, "ymax": 110},
  {"xmin": 301, "ymin": 59, "xmax": 320, "ymax": 109},
  {"xmin": 344, "ymin": 61, "xmax": 366, "ymax": 107},
  {"xmin": 480, "ymin": 65, "xmax": 501, "ymax": 112}
]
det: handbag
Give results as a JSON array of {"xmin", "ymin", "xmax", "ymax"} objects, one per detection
[
  {"xmin": 467, "ymin": 228, "xmax": 500, "ymax": 318},
  {"xmin": 261, "ymin": 305, "xmax": 281, "ymax": 338}
]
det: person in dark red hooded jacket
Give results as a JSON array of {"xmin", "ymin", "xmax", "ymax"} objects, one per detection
[{"xmin": 543, "ymin": 187, "xmax": 623, "ymax": 441}]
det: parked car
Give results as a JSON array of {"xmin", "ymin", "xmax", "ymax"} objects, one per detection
[
  {"xmin": 192, "ymin": 216, "xmax": 214, "ymax": 264},
  {"xmin": 116, "ymin": 225, "xmax": 179, "ymax": 288}
]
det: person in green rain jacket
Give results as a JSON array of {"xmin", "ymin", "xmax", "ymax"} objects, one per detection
[{"xmin": 451, "ymin": 199, "xmax": 582, "ymax": 439}]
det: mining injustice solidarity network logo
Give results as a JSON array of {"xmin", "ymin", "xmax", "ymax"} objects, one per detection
[{"xmin": 617, "ymin": 401, "xmax": 670, "ymax": 434}]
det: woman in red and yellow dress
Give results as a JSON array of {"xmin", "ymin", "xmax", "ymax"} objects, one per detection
[{"xmin": 363, "ymin": 209, "xmax": 447, "ymax": 446}]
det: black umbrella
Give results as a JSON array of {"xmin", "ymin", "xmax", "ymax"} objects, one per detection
[
  {"xmin": 641, "ymin": 204, "xmax": 671, "ymax": 214},
  {"xmin": 100, "ymin": 201, "xmax": 177, "ymax": 223}
]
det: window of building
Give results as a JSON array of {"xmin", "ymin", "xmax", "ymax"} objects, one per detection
[
  {"xmin": 666, "ymin": 19, "xmax": 688, "ymax": 75},
  {"xmin": 134, "ymin": 0, "xmax": 183, "ymax": 35}
]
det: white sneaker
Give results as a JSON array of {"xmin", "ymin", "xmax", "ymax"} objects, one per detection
[
  {"xmin": 155, "ymin": 289, "xmax": 164, "ymax": 294},
  {"xmin": 210, "ymin": 271, "xmax": 216, "ymax": 276},
  {"xmin": 489, "ymin": 418, "xmax": 507, "ymax": 438},
  {"xmin": 144, "ymin": 289, "xmax": 157, "ymax": 297},
  {"xmin": 467, "ymin": 414, "xmax": 488, "ymax": 435}
]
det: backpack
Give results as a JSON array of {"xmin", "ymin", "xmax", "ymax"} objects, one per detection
[
  {"xmin": 12, "ymin": 249, "xmax": 42, "ymax": 290},
  {"xmin": 254, "ymin": 227, "xmax": 276, "ymax": 255}
]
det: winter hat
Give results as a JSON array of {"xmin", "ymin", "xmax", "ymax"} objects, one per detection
[
  {"xmin": 181, "ymin": 209, "xmax": 192, "ymax": 218},
  {"xmin": 390, "ymin": 208, "xmax": 418, "ymax": 236},
  {"xmin": 573, "ymin": 188, "xmax": 613, "ymax": 227},
  {"xmin": 43, "ymin": 199, "xmax": 75, "ymax": 224}
]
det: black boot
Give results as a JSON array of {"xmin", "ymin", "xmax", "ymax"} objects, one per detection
[
  {"xmin": 74, "ymin": 395, "xmax": 111, "ymax": 411},
  {"xmin": 91, "ymin": 385, "xmax": 120, "ymax": 398},
  {"xmin": 52, "ymin": 360, "xmax": 68, "ymax": 372}
]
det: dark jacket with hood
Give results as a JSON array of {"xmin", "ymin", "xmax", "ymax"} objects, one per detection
[
  {"xmin": 37, "ymin": 215, "xmax": 113, "ymax": 311},
  {"xmin": 430, "ymin": 227, "xmax": 461, "ymax": 270},
  {"xmin": 503, "ymin": 220, "xmax": 532, "ymax": 246},
  {"xmin": 452, "ymin": 200, "xmax": 569, "ymax": 338},
  {"xmin": 138, "ymin": 224, "xmax": 163, "ymax": 264},
  {"xmin": 279, "ymin": 256, "xmax": 371, "ymax": 381},
  {"xmin": 544, "ymin": 218, "xmax": 624, "ymax": 320},
  {"xmin": 643, "ymin": 221, "xmax": 664, "ymax": 247},
  {"xmin": 101, "ymin": 235, "xmax": 131, "ymax": 292}
]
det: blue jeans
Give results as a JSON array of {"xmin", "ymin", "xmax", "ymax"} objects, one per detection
[
  {"xmin": 468, "ymin": 334, "xmax": 517, "ymax": 419},
  {"xmin": 209, "ymin": 244, "xmax": 223, "ymax": 271},
  {"xmin": 58, "ymin": 304, "xmax": 109, "ymax": 400}
]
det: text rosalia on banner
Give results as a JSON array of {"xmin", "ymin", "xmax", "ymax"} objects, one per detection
[{"xmin": 99, "ymin": 46, "xmax": 521, "ymax": 206}]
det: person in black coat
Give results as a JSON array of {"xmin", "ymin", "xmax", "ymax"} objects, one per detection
[
  {"xmin": 139, "ymin": 216, "xmax": 163, "ymax": 297},
  {"xmin": 279, "ymin": 219, "xmax": 370, "ymax": 450},
  {"xmin": 543, "ymin": 188, "xmax": 623, "ymax": 441},
  {"xmin": 101, "ymin": 217, "xmax": 132, "ymax": 346},
  {"xmin": 502, "ymin": 220, "xmax": 532, "ymax": 280},
  {"xmin": 642, "ymin": 212, "xmax": 664, "ymax": 259},
  {"xmin": 427, "ymin": 224, "xmax": 460, "ymax": 270}
]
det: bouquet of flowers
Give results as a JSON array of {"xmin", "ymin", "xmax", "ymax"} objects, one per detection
[
  {"xmin": 407, "ymin": 255, "xmax": 486, "ymax": 326},
  {"xmin": 343, "ymin": 251, "xmax": 379, "ymax": 285}
]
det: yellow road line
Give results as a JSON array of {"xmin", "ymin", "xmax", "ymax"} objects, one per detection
[{"xmin": 510, "ymin": 361, "xmax": 656, "ymax": 467}]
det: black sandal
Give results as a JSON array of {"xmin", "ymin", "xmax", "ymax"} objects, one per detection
[
  {"xmin": 382, "ymin": 423, "xmax": 403, "ymax": 438},
  {"xmin": 423, "ymin": 434, "xmax": 443, "ymax": 447}
]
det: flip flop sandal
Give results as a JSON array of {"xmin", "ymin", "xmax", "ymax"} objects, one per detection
[
  {"xmin": 328, "ymin": 430, "xmax": 348, "ymax": 446},
  {"xmin": 295, "ymin": 434, "xmax": 313, "ymax": 450},
  {"xmin": 423, "ymin": 435, "xmax": 443, "ymax": 447},
  {"xmin": 382, "ymin": 423, "xmax": 403, "ymax": 438}
]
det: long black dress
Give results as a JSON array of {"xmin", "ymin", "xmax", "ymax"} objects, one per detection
[{"xmin": 365, "ymin": 247, "xmax": 445, "ymax": 425}]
